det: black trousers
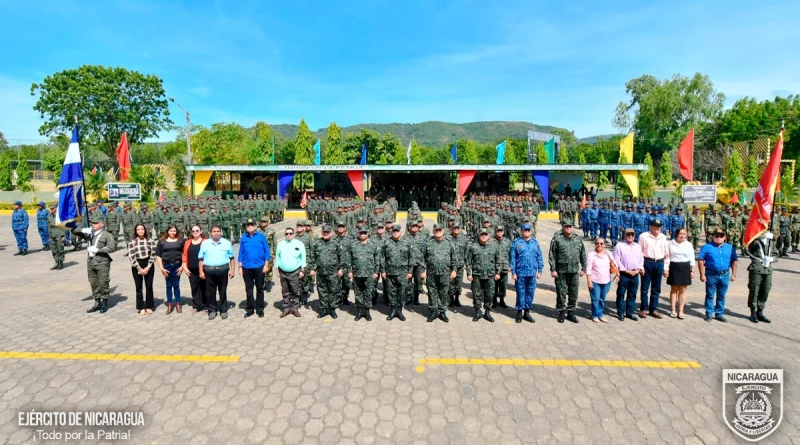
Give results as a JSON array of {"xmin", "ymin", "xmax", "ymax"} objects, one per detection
[
  {"xmin": 280, "ymin": 268, "xmax": 301, "ymax": 310},
  {"xmin": 243, "ymin": 267, "xmax": 266, "ymax": 311},
  {"xmin": 188, "ymin": 267, "xmax": 206, "ymax": 309},
  {"xmin": 204, "ymin": 267, "xmax": 229, "ymax": 313},
  {"xmin": 132, "ymin": 258, "xmax": 155, "ymax": 310}
]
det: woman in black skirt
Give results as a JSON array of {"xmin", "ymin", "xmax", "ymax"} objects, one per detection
[
  {"xmin": 182, "ymin": 224, "xmax": 207, "ymax": 313},
  {"xmin": 667, "ymin": 228, "xmax": 695, "ymax": 319},
  {"xmin": 129, "ymin": 223, "xmax": 156, "ymax": 315}
]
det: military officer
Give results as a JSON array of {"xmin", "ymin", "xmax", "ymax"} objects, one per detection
[
  {"xmin": 348, "ymin": 227, "xmax": 380, "ymax": 321},
  {"xmin": 491, "ymin": 226, "xmax": 512, "ymax": 308},
  {"xmin": 549, "ymin": 217, "xmax": 587, "ymax": 323},
  {"xmin": 746, "ymin": 232, "xmax": 775, "ymax": 324},
  {"xmin": 466, "ymin": 228, "xmax": 501, "ymax": 322},
  {"xmin": 11, "ymin": 200, "xmax": 29, "ymax": 256},
  {"xmin": 446, "ymin": 223, "xmax": 469, "ymax": 308},
  {"xmin": 73, "ymin": 214, "xmax": 116, "ymax": 314},
  {"xmin": 382, "ymin": 224, "xmax": 412, "ymax": 321},
  {"xmin": 421, "ymin": 224, "xmax": 457, "ymax": 322},
  {"xmin": 105, "ymin": 201, "xmax": 121, "ymax": 248},
  {"xmin": 403, "ymin": 221, "xmax": 426, "ymax": 306},
  {"xmin": 257, "ymin": 216, "xmax": 276, "ymax": 291},
  {"xmin": 48, "ymin": 203, "xmax": 66, "ymax": 270},
  {"xmin": 310, "ymin": 225, "xmax": 343, "ymax": 319}
]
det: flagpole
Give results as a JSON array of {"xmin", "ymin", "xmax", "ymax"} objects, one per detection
[
  {"xmin": 75, "ymin": 116, "xmax": 90, "ymax": 224},
  {"xmin": 767, "ymin": 121, "xmax": 786, "ymax": 233}
]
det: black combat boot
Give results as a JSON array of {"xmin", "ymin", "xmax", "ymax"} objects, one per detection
[
  {"xmin": 426, "ymin": 312, "xmax": 436, "ymax": 322},
  {"xmin": 483, "ymin": 310, "xmax": 494, "ymax": 323},
  {"xmin": 14, "ymin": 250, "xmax": 22, "ymax": 256},
  {"xmin": 396, "ymin": 308, "xmax": 406, "ymax": 322},
  {"xmin": 472, "ymin": 309, "xmax": 482, "ymax": 322},
  {"xmin": 364, "ymin": 309, "xmax": 372, "ymax": 321},
  {"xmin": 266, "ymin": 281, "xmax": 272, "ymax": 292},
  {"xmin": 330, "ymin": 309, "xmax": 338, "ymax": 319},
  {"xmin": 317, "ymin": 308, "xmax": 329, "ymax": 319},
  {"xmin": 558, "ymin": 311, "xmax": 566, "ymax": 323},
  {"xmin": 757, "ymin": 310, "xmax": 771, "ymax": 323},
  {"xmin": 491, "ymin": 296, "xmax": 498, "ymax": 308},
  {"xmin": 87, "ymin": 299, "xmax": 102, "ymax": 313},
  {"xmin": 453, "ymin": 295, "xmax": 462, "ymax": 307},
  {"xmin": 354, "ymin": 309, "xmax": 363, "ymax": 321},
  {"xmin": 438, "ymin": 312, "xmax": 449, "ymax": 323},
  {"xmin": 387, "ymin": 308, "xmax": 397, "ymax": 321},
  {"xmin": 566, "ymin": 312, "xmax": 578, "ymax": 323},
  {"xmin": 498, "ymin": 297, "xmax": 508, "ymax": 309},
  {"xmin": 448, "ymin": 297, "xmax": 454, "ymax": 307},
  {"xmin": 42, "ymin": 245, "xmax": 50, "ymax": 251},
  {"xmin": 523, "ymin": 310, "xmax": 534, "ymax": 323},
  {"xmin": 749, "ymin": 307, "xmax": 758, "ymax": 323},
  {"xmin": 99, "ymin": 300, "xmax": 108, "ymax": 314},
  {"xmin": 21, "ymin": 249, "xmax": 28, "ymax": 256},
  {"xmin": 515, "ymin": 310, "xmax": 523, "ymax": 323},
  {"xmin": 56, "ymin": 261, "xmax": 64, "ymax": 270},
  {"xmin": 342, "ymin": 297, "xmax": 351, "ymax": 306},
  {"xmin": 51, "ymin": 262, "xmax": 59, "ymax": 270}
]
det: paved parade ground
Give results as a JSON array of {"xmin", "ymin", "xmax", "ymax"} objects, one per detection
[{"xmin": 0, "ymin": 215, "xmax": 798, "ymax": 444}]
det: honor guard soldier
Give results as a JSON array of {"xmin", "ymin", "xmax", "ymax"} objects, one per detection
[
  {"xmin": 74, "ymin": 214, "xmax": 117, "ymax": 314},
  {"xmin": 746, "ymin": 232, "xmax": 775, "ymax": 324},
  {"xmin": 48, "ymin": 203, "xmax": 66, "ymax": 270}
]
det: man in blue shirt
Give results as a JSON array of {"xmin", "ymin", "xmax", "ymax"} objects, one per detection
[
  {"xmin": 238, "ymin": 218, "xmax": 271, "ymax": 318},
  {"xmin": 697, "ymin": 227, "xmax": 739, "ymax": 322},
  {"xmin": 12, "ymin": 200, "xmax": 29, "ymax": 255},
  {"xmin": 510, "ymin": 223, "xmax": 543, "ymax": 324},
  {"xmin": 198, "ymin": 225, "xmax": 236, "ymax": 320}
]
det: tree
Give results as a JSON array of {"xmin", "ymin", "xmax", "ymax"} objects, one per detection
[
  {"xmin": 536, "ymin": 141, "xmax": 548, "ymax": 164},
  {"xmin": 640, "ymin": 153, "xmax": 656, "ymax": 198},
  {"xmin": 171, "ymin": 160, "xmax": 187, "ymax": 193},
  {"xmin": 613, "ymin": 73, "xmax": 725, "ymax": 162},
  {"xmin": 724, "ymin": 151, "xmax": 744, "ymax": 187},
  {"xmin": 577, "ymin": 152, "xmax": 588, "ymax": 184},
  {"xmin": 596, "ymin": 156, "xmax": 609, "ymax": 191},
  {"xmin": 0, "ymin": 152, "xmax": 12, "ymax": 190},
  {"xmin": 658, "ymin": 151, "xmax": 673, "ymax": 187},
  {"xmin": 713, "ymin": 95, "xmax": 800, "ymax": 159},
  {"xmin": 379, "ymin": 133, "xmax": 402, "ymax": 165},
  {"xmin": 558, "ymin": 145, "xmax": 569, "ymax": 164},
  {"xmin": 191, "ymin": 123, "xmax": 255, "ymax": 165},
  {"xmin": 43, "ymin": 147, "xmax": 66, "ymax": 183},
  {"xmin": 84, "ymin": 168, "xmax": 108, "ymax": 200},
  {"xmin": 129, "ymin": 165, "xmax": 166, "ymax": 202},
  {"xmin": 0, "ymin": 131, "xmax": 8, "ymax": 152},
  {"xmin": 31, "ymin": 65, "xmax": 172, "ymax": 164},
  {"xmin": 745, "ymin": 157, "xmax": 759, "ymax": 187},
  {"xmin": 324, "ymin": 122, "xmax": 346, "ymax": 165},
  {"xmin": 250, "ymin": 121, "xmax": 275, "ymax": 165},
  {"xmin": 15, "ymin": 156, "xmax": 34, "ymax": 192},
  {"xmin": 293, "ymin": 119, "xmax": 315, "ymax": 190}
]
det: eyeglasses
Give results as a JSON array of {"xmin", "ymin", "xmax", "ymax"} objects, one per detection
[
  {"xmin": 522, "ymin": 228, "xmax": 531, "ymax": 231},
  {"xmin": 285, "ymin": 232, "xmax": 294, "ymax": 236},
  {"xmin": 626, "ymin": 233, "xmax": 635, "ymax": 236},
  {"xmin": 595, "ymin": 243, "xmax": 605, "ymax": 246},
  {"xmin": 713, "ymin": 233, "xmax": 725, "ymax": 238}
]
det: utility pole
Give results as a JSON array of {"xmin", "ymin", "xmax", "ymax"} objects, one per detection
[{"xmin": 169, "ymin": 97, "xmax": 192, "ymax": 195}]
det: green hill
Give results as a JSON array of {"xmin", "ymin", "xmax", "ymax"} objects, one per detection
[{"xmin": 271, "ymin": 121, "xmax": 569, "ymax": 146}]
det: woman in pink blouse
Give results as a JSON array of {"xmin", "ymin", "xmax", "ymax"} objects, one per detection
[{"xmin": 585, "ymin": 238, "xmax": 619, "ymax": 323}]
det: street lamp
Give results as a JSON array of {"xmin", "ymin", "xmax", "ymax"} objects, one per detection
[{"xmin": 168, "ymin": 97, "xmax": 192, "ymax": 164}]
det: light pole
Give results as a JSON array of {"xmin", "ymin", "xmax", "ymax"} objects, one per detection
[{"xmin": 169, "ymin": 97, "xmax": 193, "ymax": 195}]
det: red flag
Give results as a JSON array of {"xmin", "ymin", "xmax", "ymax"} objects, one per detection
[
  {"xmin": 346, "ymin": 171, "xmax": 364, "ymax": 199},
  {"xmin": 581, "ymin": 193, "xmax": 587, "ymax": 209},
  {"xmin": 457, "ymin": 170, "xmax": 476, "ymax": 196},
  {"xmin": 300, "ymin": 191, "xmax": 308, "ymax": 208},
  {"xmin": 90, "ymin": 166, "xmax": 97, "ymax": 175},
  {"xmin": 743, "ymin": 130, "xmax": 784, "ymax": 247},
  {"xmin": 116, "ymin": 132, "xmax": 131, "ymax": 181},
  {"xmin": 158, "ymin": 190, "xmax": 164, "ymax": 204},
  {"xmin": 677, "ymin": 128, "xmax": 694, "ymax": 181},
  {"xmin": 730, "ymin": 192, "xmax": 739, "ymax": 204}
]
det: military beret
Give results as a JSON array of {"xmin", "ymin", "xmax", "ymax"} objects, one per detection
[
  {"xmin": 479, "ymin": 228, "xmax": 490, "ymax": 235},
  {"xmin": 322, "ymin": 225, "xmax": 332, "ymax": 232},
  {"xmin": 391, "ymin": 224, "xmax": 401, "ymax": 231},
  {"xmin": 451, "ymin": 222, "xmax": 460, "ymax": 229},
  {"xmin": 432, "ymin": 224, "xmax": 443, "ymax": 230},
  {"xmin": 13, "ymin": 200, "xmax": 22, "ymax": 205},
  {"xmin": 89, "ymin": 214, "xmax": 103, "ymax": 223}
]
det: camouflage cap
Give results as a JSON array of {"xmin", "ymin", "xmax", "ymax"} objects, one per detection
[
  {"xmin": 89, "ymin": 214, "xmax": 103, "ymax": 224},
  {"xmin": 451, "ymin": 222, "xmax": 460, "ymax": 229},
  {"xmin": 391, "ymin": 224, "xmax": 401, "ymax": 231},
  {"xmin": 49, "ymin": 203, "xmax": 58, "ymax": 209},
  {"xmin": 336, "ymin": 219, "xmax": 346, "ymax": 227},
  {"xmin": 559, "ymin": 217, "xmax": 573, "ymax": 226},
  {"xmin": 711, "ymin": 226, "xmax": 726, "ymax": 235},
  {"xmin": 479, "ymin": 228, "xmax": 490, "ymax": 235},
  {"xmin": 304, "ymin": 220, "xmax": 312, "ymax": 226},
  {"xmin": 321, "ymin": 225, "xmax": 332, "ymax": 232},
  {"xmin": 432, "ymin": 224, "xmax": 443, "ymax": 230},
  {"xmin": 495, "ymin": 225, "xmax": 504, "ymax": 231}
]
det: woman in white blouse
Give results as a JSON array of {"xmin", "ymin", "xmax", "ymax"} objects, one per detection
[{"xmin": 666, "ymin": 228, "xmax": 695, "ymax": 319}]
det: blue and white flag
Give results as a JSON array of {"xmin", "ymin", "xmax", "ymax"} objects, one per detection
[
  {"xmin": 313, "ymin": 139, "xmax": 321, "ymax": 165},
  {"xmin": 57, "ymin": 125, "xmax": 84, "ymax": 227},
  {"xmin": 496, "ymin": 140, "xmax": 506, "ymax": 165},
  {"xmin": 406, "ymin": 140, "xmax": 412, "ymax": 165},
  {"xmin": 450, "ymin": 142, "xmax": 457, "ymax": 164},
  {"xmin": 360, "ymin": 142, "xmax": 367, "ymax": 165}
]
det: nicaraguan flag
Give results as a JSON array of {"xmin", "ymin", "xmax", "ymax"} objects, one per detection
[
  {"xmin": 451, "ymin": 142, "xmax": 457, "ymax": 164},
  {"xmin": 57, "ymin": 125, "xmax": 84, "ymax": 227},
  {"xmin": 313, "ymin": 139, "xmax": 321, "ymax": 165},
  {"xmin": 496, "ymin": 140, "xmax": 506, "ymax": 165},
  {"xmin": 360, "ymin": 142, "xmax": 367, "ymax": 165}
]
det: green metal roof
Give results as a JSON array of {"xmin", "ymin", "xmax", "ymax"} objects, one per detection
[{"xmin": 186, "ymin": 163, "xmax": 648, "ymax": 172}]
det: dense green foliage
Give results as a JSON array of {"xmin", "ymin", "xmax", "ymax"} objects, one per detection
[
  {"xmin": 15, "ymin": 157, "xmax": 34, "ymax": 192},
  {"xmin": 745, "ymin": 158, "xmax": 759, "ymax": 187},
  {"xmin": 84, "ymin": 169, "xmax": 108, "ymax": 200},
  {"xmin": 324, "ymin": 122, "xmax": 346, "ymax": 165},
  {"xmin": 31, "ymin": 65, "xmax": 172, "ymax": 163},
  {"xmin": 596, "ymin": 155, "xmax": 609, "ymax": 190},
  {"xmin": 640, "ymin": 153, "xmax": 656, "ymax": 198},
  {"xmin": 724, "ymin": 151, "xmax": 744, "ymax": 188},
  {"xmin": 129, "ymin": 165, "xmax": 166, "ymax": 202},
  {"xmin": 0, "ymin": 152, "xmax": 12, "ymax": 191},
  {"xmin": 657, "ymin": 151, "xmax": 673, "ymax": 187},
  {"xmin": 293, "ymin": 119, "xmax": 315, "ymax": 189}
]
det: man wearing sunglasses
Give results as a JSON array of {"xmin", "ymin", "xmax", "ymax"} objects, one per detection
[
  {"xmin": 697, "ymin": 227, "xmax": 738, "ymax": 322},
  {"xmin": 275, "ymin": 228, "xmax": 307, "ymax": 318}
]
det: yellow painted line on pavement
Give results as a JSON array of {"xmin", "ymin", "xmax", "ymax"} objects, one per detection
[
  {"xmin": 419, "ymin": 358, "xmax": 701, "ymax": 369},
  {"xmin": 0, "ymin": 351, "xmax": 239, "ymax": 363}
]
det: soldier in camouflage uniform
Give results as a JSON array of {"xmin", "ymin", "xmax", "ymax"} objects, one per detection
[
  {"xmin": 466, "ymin": 228, "xmax": 501, "ymax": 322},
  {"xmin": 47, "ymin": 203, "xmax": 66, "ymax": 270},
  {"xmin": 348, "ymin": 227, "xmax": 380, "ymax": 321},
  {"xmin": 195, "ymin": 208, "xmax": 211, "ymax": 238},
  {"xmin": 257, "ymin": 216, "xmax": 276, "ymax": 292},
  {"xmin": 310, "ymin": 225, "xmax": 343, "ymax": 319},
  {"xmin": 157, "ymin": 206, "xmax": 172, "ymax": 237},
  {"xmin": 548, "ymin": 217, "xmax": 587, "ymax": 323},
  {"xmin": 219, "ymin": 205, "xmax": 233, "ymax": 241},
  {"xmin": 778, "ymin": 208, "xmax": 791, "ymax": 256},
  {"xmin": 371, "ymin": 221, "xmax": 388, "ymax": 305},
  {"xmin": 295, "ymin": 221, "xmax": 314, "ymax": 306},
  {"xmin": 688, "ymin": 206, "xmax": 704, "ymax": 252},
  {"xmin": 137, "ymin": 204, "xmax": 155, "ymax": 240},
  {"xmin": 334, "ymin": 220, "xmax": 353, "ymax": 306},
  {"xmin": 727, "ymin": 208, "xmax": 744, "ymax": 254},
  {"xmin": 791, "ymin": 207, "xmax": 800, "ymax": 253},
  {"xmin": 421, "ymin": 224, "xmax": 457, "ymax": 323},
  {"xmin": 446, "ymin": 223, "xmax": 469, "ymax": 308},
  {"xmin": 105, "ymin": 201, "xmax": 121, "ymax": 248},
  {"xmin": 491, "ymin": 226, "xmax": 511, "ymax": 308},
  {"xmin": 403, "ymin": 221, "xmax": 426, "ymax": 305},
  {"xmin": 121, "ymin": 202, "xmax": 137, "ymax": 243},
  {"xmin": 382, "ymin": 224, "xmax": 412, "ymax": 321}
]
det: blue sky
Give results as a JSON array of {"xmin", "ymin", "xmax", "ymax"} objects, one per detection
[{"xmin": 1, "ymin": 0, "xmax": 798, "ymax": 144}]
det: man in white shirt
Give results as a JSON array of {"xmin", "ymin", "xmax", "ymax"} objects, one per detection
[{"xmin": 637, "ymin": 219, "xmax": 670, "ymax": 318}]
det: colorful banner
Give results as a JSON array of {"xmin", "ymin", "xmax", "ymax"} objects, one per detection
[
  {"xmin": 544, "ymin": 138, "xmax": 555, "ymax": 164},
  {"xmin": 457, "ymin": 170, "xmax": 476, "ymax": 196},
  {"xmin": 744, "ymin": 130, "xmax": 784, "ymax": 247},
  {"xmin": 192, "ymin": 171, "xmax": 213, "ymax": 197},
  {"xmin": 678, "ymin": 129, "xmax": 694, "ymax": 180},
  {"xmin": 532, "ymin": 171, "xmax": 549, "ymax": 209},
  {"xmin": 495, "ymin": 140, "xmax": 506, "ymax": 165},
  {"xmin": 347, "ymin": 170, "xmax": 364, "ymax": 199},
  {"xmin": 278, "ymin": 172, "xmax": 296, "ymax": 199},
  {"xmin": 620, "ymin": 170, "xmax": 639, "ymax": 198},
  {"xmin": 619, "ymin": 132, "xmax": 634, "ymax": 163}
]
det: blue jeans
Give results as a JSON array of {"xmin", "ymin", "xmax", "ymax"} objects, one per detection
[
  {"xmin": 641, "ymin": 259, "xmax": 664, "ymax": 312},
  {"xmin": 514, "ymin": 276, "xmax": 536, "ymax": 311},
  {"xmin": 590, "ymin": 281, "xmax": 611, "ymax": 318},
  {"xmin": 704, "ymin": 272, "xmax": 730, "ymax": 317},
  {"xmin": 616, "ymin": 273, "xmax": 639, "ymax": 316},
  {"xmin": 164, "ymin": 263, "xmax": 182, "ymax": 303}
]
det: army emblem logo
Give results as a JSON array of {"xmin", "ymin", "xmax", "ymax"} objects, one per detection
[{"xmin": 723, "ymin": 369, "xmax": 783, "ymax": 442}]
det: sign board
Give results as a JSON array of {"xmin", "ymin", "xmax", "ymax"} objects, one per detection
[
  {"xmin": 682, "ymin": 185, "xmax": 717, "ymax": 203},
  {"xmin": 107, "ymin": 183, "xmax": 142, "ymax": 201}
]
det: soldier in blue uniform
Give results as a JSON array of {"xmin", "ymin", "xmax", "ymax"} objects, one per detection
[
  {"xmin": 609, "ymin": 202, "xmax": 623, "ymax": 247},
  {"xmin": 12, "ymin": 200, "xmax": 29, "ymax": 255},
  {"xmin": 97, "ymin": 199, "xmax": 107, "ymax": 217},
  {"xmin": 36, "ymin": 201, "xmax": 50, "ymax": 251},
  {"xmin": 621, "ymin": 204, "xmax": 634, "ymax": 232},
  {"xmin": 597, "ymin": 202, "xmax": 610, "ymax": 241},
  {"xmin": 670, "ymin": 207, "xmax": 686, "ymax": 239},
  {"xmin": 658, "ymin": 207, "xmax": 671, "ymax": 237},
  {"xmin": 633, "ymin": 204, "xmax": 649, "ymax": 242},
  {"xmin": 588, "ymin": 203, "xmax": 599, "ymax": 241},
  {"xmin": 580, "ymin": 204, "xmax": 591, "ymax": 238},
  {"xmin": 648, "ymin": 206, "xmax": 659, "ymax": 226}
]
